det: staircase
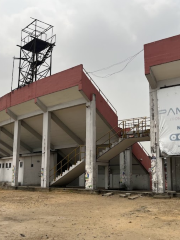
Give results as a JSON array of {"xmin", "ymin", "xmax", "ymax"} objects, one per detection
[
  {"xmin": 96, "ymin": 117, "xmax": 150, "ymax": 162},
  {"xmin": 50, "ymin": 117, "xmax": 150, "ymax": 187},
  {"xmin": 50, "ymin": 146, "xmax": 85, "ymax": 187}
]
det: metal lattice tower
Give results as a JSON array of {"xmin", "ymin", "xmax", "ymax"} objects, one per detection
[{"xmin": 17, "ymin": 18, "xmax": 56, "ymax": 88}]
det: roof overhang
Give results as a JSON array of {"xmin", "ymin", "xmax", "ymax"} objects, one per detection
[{"xmin": 144, "ymin": 35, "xmax": 180, "ymax": 89}]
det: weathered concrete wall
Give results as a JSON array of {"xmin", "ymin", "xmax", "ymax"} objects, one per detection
[
  {"xmin": 109, "ymin": 155, "xmax": 120, "ymax": 189},
  {"xmin": 98, "ymin": 166, "xmax": 105, "ymax": 188},
  {"xmin": 0, "ymin": 158, "xmax": 23, "ymax": 185},
  {"xmin": 132, "ymin": 155, "xmax": 150, "ymax": 190},
  {"xmin": 0, "ymin": 153, "xmax": 56, "ymax": 186}
]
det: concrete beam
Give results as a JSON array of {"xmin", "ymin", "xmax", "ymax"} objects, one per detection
[
  {"xmin": 53, "ymin": 144, "xmax": 78, "ymax": 149},
  {"xmin": 0, "ymin": 99, "xmax": 87, "ymax": 127},
  {"xmin": 21, "ymin": 120, "xmax": 54, "ymax": 150},
  {"xmin": 35, "ymin": 98, "xmax": 47, "ymax": 112},
  {"xmin": 6, "ymin": 109, "xmax": 17, "ymax": 121},
  {"xmin": 146, "ymin": 69, "xmax": 157, "ymax": 89},
  {"xmin": 0, "ymin": 148, "xmax": 10, "ymax": 156},
  {"xmin": 0, "ymin": 140, "xmax": 13, "ymax": 152},
  {"xmin": 21, "ymin": 121, "xmax": 42, "ymax": 141},
  {"xmin": 51, "ymin": 113, "xmax": 84, "ymax": 145},
  {"xmin": 48, "ymin": 98, "xmax": 86, "ymax": 112},
  {"xmin": 0, "ymin": 127, "xmax": 32, "ymax": 152}
]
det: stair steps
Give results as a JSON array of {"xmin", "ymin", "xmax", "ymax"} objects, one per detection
[{"xmin": 50, "ymin": 159, "xmax": 85, "ymax": 187}]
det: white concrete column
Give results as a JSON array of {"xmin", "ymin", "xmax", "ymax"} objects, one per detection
[
  {"xmin": 41, "ymin": 112, "xmax": 51, "ymax": 188},
  {"xmin": 85, "ymin": 94, "xmax": 96, "ymax": 190},
  {"xmin": 125, "ymin": 148, "xmax": 132, "ymax": 190},
  {"xmin": 167, "ymin": 158, "xmax": 172, "ymax": 191},
  {"xmin": 119, "ymin": 148, "xmax": 132, "ymax": 190},
  {"xmin": 172, "ymin": 157, "xmax": 176, "ymax": 191},
  {"xmin": 12, "ymin": 120, "xmax": 21, "ymax": 187},
  {"xmin": 150, "ymin": 88, "xmax": 164, "ymax": 193},
  {"xmin": 105, "ymin": 165, "xmax": 109, "ymax": 189},
  {"xmin": 119, "ymin": 152, "xmax": 126, "ymax": 189}
]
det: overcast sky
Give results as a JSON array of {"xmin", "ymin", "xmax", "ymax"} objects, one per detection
[{"xmin": 0, "ymin": 0, "xmax": 180, "ymax": 122}]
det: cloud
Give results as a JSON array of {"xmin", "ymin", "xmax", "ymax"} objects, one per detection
[{"xmin": 0, "ymin": 0, "xmax": 179, "ymax": 122}]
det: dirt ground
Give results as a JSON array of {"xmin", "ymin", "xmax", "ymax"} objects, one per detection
[{"xmin": 0, "ymin": 190, "xmax": 180, "ymax": 240}]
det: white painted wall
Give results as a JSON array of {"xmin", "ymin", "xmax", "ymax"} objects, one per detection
[
  {"xmin": 0, "ymin": 153, "xmax": 57, "ymax": 186},
  {"xmin": 0, "ymin": 157, "xmax": 24, "ymax": 185}
]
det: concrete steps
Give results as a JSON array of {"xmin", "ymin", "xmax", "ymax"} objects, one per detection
[
  {"xmin": 97, "ymin": 136, "xmax": 150, "ymax": 162},
  {"xmin": 50, "ymin": 160, "xmax": 85, "ymax": 187}
]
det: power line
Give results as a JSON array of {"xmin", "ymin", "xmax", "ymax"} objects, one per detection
[{"xmin": 88, "ymin": 49, "xmax": 143, "ymax": 78}]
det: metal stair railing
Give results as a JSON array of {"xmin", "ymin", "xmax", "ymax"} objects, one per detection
[
  {"xmin": 119, "ymin": 117, "xmax": 150, "ymax": 138},
  {"xmin": 49, "ymin": 145, "xmax": 85, "ymax": 181},
  {"xmin": 96, "ymin": 117, "xmax": 150, "ymax": 156}
]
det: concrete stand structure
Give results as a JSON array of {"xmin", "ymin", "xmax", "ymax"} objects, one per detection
[{"xmin": 0, "ymin": 65, "xmax": 151, "ymax": 190}]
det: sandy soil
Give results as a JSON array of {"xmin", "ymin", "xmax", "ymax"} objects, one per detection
[{"xmin": 0, "ymin": 190, "xmax": 180, "ymax": 240}]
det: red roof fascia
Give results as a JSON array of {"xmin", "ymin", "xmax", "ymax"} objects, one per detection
[
  {"xmin": 0, "ymin": 65, "xmax": 83, "ymax": 112},
  {"xmin": 0, "ymin": 64, "xmax": 118, "ymax": 129},
  {"xmin": 144, "ymin": 34, "xmax": 180, "ymax": 75}
]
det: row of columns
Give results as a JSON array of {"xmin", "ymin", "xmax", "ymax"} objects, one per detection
[
  {"xmin": 11, "ymin": 93, "xmax": 133, "ymax": 190},
  {"xmin": 11, "ymin": 94, "xmax": 97, "ymax": 188}
]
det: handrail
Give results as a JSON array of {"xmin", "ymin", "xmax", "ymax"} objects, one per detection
[
  {"xmin": 83, "ymin": 68, "xmax": 117, "ymax": 114},
  {"xmin": 49, "ymin": 145, "xmax": 85, "ymax": 180},
  {"xmin": 96, "ymin": 117, "xmax": 150, "ymax": 156},
  {"xmin": 118, "ymin": 116, "xmax": 149, "ymax": 122},
  {"xmin": 96, "ymin": 124, "xmax": 120, "ymax": 144}
]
